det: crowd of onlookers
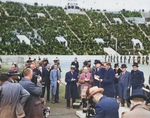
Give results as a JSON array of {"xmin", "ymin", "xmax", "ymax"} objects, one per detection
[{"xmin": 0, "ymin": 56, "xmax": 150, "ymax": 118}]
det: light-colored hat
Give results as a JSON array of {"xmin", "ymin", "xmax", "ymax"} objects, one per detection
[
  {"xmin": 87, "ymin": 86, "xmax": 104, "ymax": 99},
  {"xmin": 71, "ymin": 65, "xmax": 76, "ymax": 69}
]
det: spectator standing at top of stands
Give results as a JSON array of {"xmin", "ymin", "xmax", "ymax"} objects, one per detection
[{"xmin": 26, "ymin": 57, "xmax": 32, "ymax": 64}]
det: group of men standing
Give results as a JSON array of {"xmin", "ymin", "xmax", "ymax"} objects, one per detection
[{"xmin": 64, "ymin": 57, "xmax": 149, "ymax": 117}]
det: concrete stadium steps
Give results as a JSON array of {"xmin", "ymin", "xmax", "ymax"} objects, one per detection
[{"xmin": 104, "ymin": 47, "xmax": 120, "ymax": 56}]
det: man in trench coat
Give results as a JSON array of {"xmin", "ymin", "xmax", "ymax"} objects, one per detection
[
  {"xmin": 65, "ymin": 65, "xmax": 79, "ymax": 108},
  {"xmin": 118, "ymin": 64, "xmax": 131, "ymax": 107},
  {"xmin": 0, "ymin": 73, "xmax": 30, "ymax": 118}
]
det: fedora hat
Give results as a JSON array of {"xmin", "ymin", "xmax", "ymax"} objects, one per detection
[
  {"xmin": 127, "ymin": 91, "xmax": 147, "ymax": 104},
  {"xmin": 132, "ymin": 62, "xmax": 139, "ymax": 67},
  {"xmin": 114, "ymin": 63, "xmax": 119, "ymax": 68},
  {"xmin": 94, "ymin": 60, "xmax": 103, "ymax": 66},
  {"xmin": 121, "ymin": 64, "xmax": 127, "ymax": 68},
  {"xmin": 8, "ymin": 69, "xmax": 20, "ymax": 76},
  {"xmin": 87, "ymin": 86, "xmax": 104, "ymax": 99}
]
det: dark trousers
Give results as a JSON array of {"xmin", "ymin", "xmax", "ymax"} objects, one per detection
[
  {"xmin": 121, "ymin": 99, "xmax": 130, "ymax": 107},
  {"xmin": 67, "ymin": 98, "xmax": 75, "ymax": 107},
  {"xmin": 41, "ymin": 82, "xmax": 50, "ymax": 101},
  {"xmin": 55, "ymin": 83, "xmax": 59, "ymax": 102}
]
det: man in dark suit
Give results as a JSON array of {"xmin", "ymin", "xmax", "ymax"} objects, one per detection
[
  {"xmin": 88, "ymin": 86, "xmax": 119, "ymax": 118},
  {"xmin": 131, "ymin": 62, "xmax": 145, "ymax": 95},
  {"xmin": 71, "ymin": 57, "xmax": 79, "ymax": 73},
  {"xmin": 100, "ymin": 62, "xmax": 115, "ymax": 97},
  {"xmin": 65, "ymin": 65, "xmax": 79, "ymax": 108},
  {"xmin": 41, "ymin": 63, "xmax": 50, "ymax": 101},
  {"xmin": 114, "ymin": 63, "xmax": 122, "ymax": 98}
]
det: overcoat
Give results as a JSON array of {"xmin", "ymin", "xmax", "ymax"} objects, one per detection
[
  {"xmin": 42, "ymin": 67, "xmax": 50, "ymax": 84},
  {"xmin": 131, "ymin": 70, "xmax": 144, "ymax": 95},
  {"xmin": 0, "ymin": 81, "xmax": 30, "ymax": 118},
  {"xmin": 50, "ymin": 69, "xmax": 61, "ymax": 95},
  {"xmin": 118, "ymin": 71, "xmax": 131, "ymax": 99},
  {"xmin": 122, "ymin": 104, "xmax": 150, "ymax": 118},
  {"xmin": 19, "ymin": 78, "xmax": 43, "ymax": 118},
  {"xmin": 101, "ymin": 67, "xmax": 115, "ymax": 97},
  {"xmin": 65, "ymin": 71, "xmax": 79, "ymax": 99},
  {"xmin": 95, "ymin": 96, "xmax": 119, "ymax": 118},
  {"xmin": 93, "ymin": 67, "xmax": 106, "ymax": 87}
]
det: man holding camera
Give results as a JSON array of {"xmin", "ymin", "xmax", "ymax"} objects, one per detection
[
  {"xmin": 19, "ymin": 68, "xmax": 44, "ymax": 118},
  {"xmin": 88, "ymin": 86, "xmax": 119, "ymax": 118}
]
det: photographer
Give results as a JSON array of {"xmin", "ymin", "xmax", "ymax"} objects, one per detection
[{"xmin": 88, "ymin": 86, "xmax": 119, "ymax": 118}]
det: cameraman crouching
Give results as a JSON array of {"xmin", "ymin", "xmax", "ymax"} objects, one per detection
[{"xmin": 88, "ymin": 86, "xmax": 119, "ymax": 118}]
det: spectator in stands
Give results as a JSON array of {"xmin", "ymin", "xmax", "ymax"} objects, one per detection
[
  {"xmin": 88, "ymin": 86, "xmax": 119, "ymax": 118},
  {"xmin": 114, "ymin": 63, "xmax": 122, "ymax": 98},
  {"xmin": 0, "ymin": 73, "xmax": 30, "ymax": 118},
  {"xmin": 122, "ymin": 92, "xmax": 150, "ymax": 118},
  {"xmin": 65, "ymin": 65, "xmax": 79, "ymax": 109},
  {"xmin": 71, "ymin": 57, "xmax": 79, "ymax": 73},
  {"xmin": 19, "ymin": 68, "xmax": 44, "ymax": 118},
  {"xmin": 131, "ymin": 63, "xmax": 144, "ymax": 95},
  {"xmin": 50, "ymin": 65, "xmax": 61, "ymax": 103}
]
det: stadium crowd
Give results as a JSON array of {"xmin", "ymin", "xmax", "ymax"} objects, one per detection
[{"xmin": 0, "ymin": 57, "xmax": 150, "ymax": 118}]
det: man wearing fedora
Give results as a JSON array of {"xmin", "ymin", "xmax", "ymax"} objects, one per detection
[
  {"xmin": 93, "ymin": 60, "xmax": 106, "ymax": 87},
  {"xmin": 88, "ymin": 86, "xmax": 119, "ymax": 118},
  {"xmin": 131, "ymin": 62, "xmax": 144, "ymax": 95},
  {"xmin": 122, "ymin": 92, "xmax": 150, "ymax": 118},
  {"xmin": 65, "ymin": 65, "xmax": 79, "ymax": 108},
  {"xmin": 8, "ymin": 68, "xmax": 20, "ymax": 83},
  {"xmin": 118, "ymin": 64, "xmax": 131, "ymax": 107}
]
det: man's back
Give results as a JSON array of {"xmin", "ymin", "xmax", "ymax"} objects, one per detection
[
  {"xmin": 0, "ymin": 81, "xmax": 29, "ymax": 118},
  {"xmin": 95, "ymin": 96, "xmax": 119, "ymax": 118},
  {"xmin": 122, "ymin": 104, "xmax": 150, "ymax": 118}
]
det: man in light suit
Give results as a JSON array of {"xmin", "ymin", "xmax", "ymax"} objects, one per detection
[
  {"xmin": 0, "ymin": 73, "xmax": 30, "ymax": 118},
  {"xmin": 122, "ymin": 92, "xmax": 150, "ymax": 118}
]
